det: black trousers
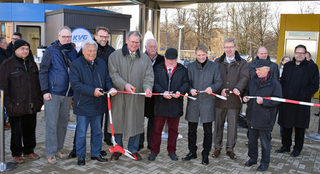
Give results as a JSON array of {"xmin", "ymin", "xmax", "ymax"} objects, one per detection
[
  {"xmin": 139, "ymin": 116, "xmax": 154, "ymax": 148},
  {"xmin": 248, "ymin": 128, "xmax": 271, "ymax": 165},
  {"xmin": 9, "ymin": 114, "xmax": 37, "ymax": 157},
  {"xmin": 188, "ymin": 122, "xmax": 212, "ymax": 156},
  {"xmin": 282, "ymin": 127, "xmax": 305, "ymax": 152}
]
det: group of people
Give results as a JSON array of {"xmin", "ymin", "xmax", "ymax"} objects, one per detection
[{"xmin": 0, "ymin": 25, "xmax": 319, "ymax": 172}]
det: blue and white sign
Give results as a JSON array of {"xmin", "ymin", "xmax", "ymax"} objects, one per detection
[{"xmin": 72, "ymin": 28, "xmax": 94, "ymax": 52}]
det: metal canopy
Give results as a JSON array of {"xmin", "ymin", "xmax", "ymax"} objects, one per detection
[{"xmin": 1, "ymin": 0, "xmax": 311, "ymax": 8}]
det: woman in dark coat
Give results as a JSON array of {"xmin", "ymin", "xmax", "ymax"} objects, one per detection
[{"xmin": 0, "ymin": 40, "xmax": 43, "ymax": 163}]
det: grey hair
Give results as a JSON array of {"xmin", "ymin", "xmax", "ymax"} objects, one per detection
[
  {"xmin": 82, "ymin": 40, "xmax": 98, "ymax": 50},
  {"xmin": 195, "ymin": 45, "xmax": 208, "ymax": 53},
  {"xmin": 58, "ymin": 26, "xmax": 72, "ymax": 36},
  {"xmin": 145, "ymin": 38, "xmax": 157, "ymax": 47},
  {"xmin": 126, "ymin": 31, "xmax": 142, "ymax": 40},
  {"xmin": 224, "ymin": 37, "xmax": 237, "ymax": 47}
]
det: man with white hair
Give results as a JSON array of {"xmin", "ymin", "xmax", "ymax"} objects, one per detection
[
  {"xmin": 39, "ymin": 26, "xmax": 78, "ymax": 164},
  {"xmin": 69, "ymin": 40, "xmax": 116, "ymax": 166},
  {"xmin": 139, "ymin": 38, "xmax": 164, "ymax": 150}
]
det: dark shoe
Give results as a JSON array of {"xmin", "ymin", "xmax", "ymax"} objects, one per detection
[
  {"xmin": 226, "ymin": 151, "xmax": 236, "ymax": 159},
  {"xmin": 275, "ymin": 147, "xmax": 290, "ymax": 153},
  {"xmin": 133, "ymin": 152, "xmax": 142, "ymax": 161},
  {"xmin": 315, "ymin": 112, "xmax": 320, "ymax": 116},
  {"xmin": 68, "ymin": 149, "xmax": 77, "ymax": 158},
  {"xmin": 104, "ymin": 139, "xmax": 113, "ymax": 146},
  {"xmin": 91, "ymin": 155, "xmax": 108, "ymax": 162},
  {"xmin": 212, "ymin": 149, "xmax": 221, "ymax": 158},
  {"xmin": 290, "ymin": 150, "xmax": 300, "ymax": 157},
  {"xmin": 138, "ymin": 144, "xmax": 144, "ymax": 151},
  {"xmin": 100, "ymin": 150, "xmax": 107, "ymax": 156},
  {"xmin": 111, "ymin": 152, "xmax": 122, "ymax": 160},
  {"xmin": 182, "ymin": 152, "xmax": 197, "ymax": 161},
  {"xmin": 77, "ymin": 156, "xmax": 85, "ymax": 166},
  {"xmin": 148, "ymin": 153, "xmax": 157, "ymax": 161},
  {"xmin": 257, "ymin": 164, "xmax": 269, "ymax": 171},
  {"xmin": 245, "ymin": 159, "xmax": 257, "ymax": 167},
  {"xmin": 201, "ymin": 155, "xmax": 209, "ymax": 165},
  {"xmin": 168, "ymin": 153, "xmax": 178, "ymax": 161}
]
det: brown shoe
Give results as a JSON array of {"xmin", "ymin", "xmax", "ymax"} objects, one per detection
[
  {"xmin": 212, "ymin": 149, "xmax": 221, "ymax": 158},
  {"xmin": 226, "ymin": 151, "xmax": 236, "ymax": 159},
  {"xmin": 133, "ymin": 152, "xmax": 142, "ymax": 161},
  {"xmin": 110, "ymin": 152, "xmax": 122, "ymax": 160},
  {"xmin": 4, "ymin": 122, "xmax": 10, "ymax": 130},
  {"xmin": 13, "ymin": 156, "xmax": 25, "ymax": 163},
  {"xmin": 24, "ymin": 153, "xmax": 40, "ymax": 159}
]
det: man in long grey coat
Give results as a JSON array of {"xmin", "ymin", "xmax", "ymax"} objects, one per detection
[
  {"xmin": 182, "ymin": 45, "xmax": 222, "ymax": 165},
  {"xmin": 108, "ymin": 31, "xmax": 154, "ymax": 160}
]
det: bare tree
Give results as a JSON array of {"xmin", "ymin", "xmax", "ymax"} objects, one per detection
[{"xmin": 191, "ymin": 3, "xmax": 220, "ymax": 50}]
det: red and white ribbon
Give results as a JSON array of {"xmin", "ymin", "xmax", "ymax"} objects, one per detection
[
  {"xmin": 246, "ymin": 96, "xmax": 320, "ymax": 108},
  {"xmin": 198, "ymin": 91, "xmax": 227, "ymax": 100},
  {"xmin": 106, "ymin": 93, "xmax": 138, "ymax": 160},
  {"xmin": 115, "ymin": 91, "xmax": 197, "ymax": 100},
  {"xmin": 230, "ymin": 91, "xmax": 242, "ymax": 103}
]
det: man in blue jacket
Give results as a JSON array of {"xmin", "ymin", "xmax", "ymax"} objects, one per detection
[
  {"xmin": 69, "ymin": 40, "xmax": 116, "ymax": 166},
  {"xmin": 39, "ymin": 26, "xmax": 78, "ymax": 164}
]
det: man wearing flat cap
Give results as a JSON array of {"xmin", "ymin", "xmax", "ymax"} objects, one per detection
[
  {"xmin": 243, "ymin": 59, "xmax": 282, "ymax": 171},
  {"xmin": 0, "ymin": 40, "xmax": 43, "ymax": 163},
  {"xmin": 148, "ymin": 48, "xmax": 189, "ymax": 161}
]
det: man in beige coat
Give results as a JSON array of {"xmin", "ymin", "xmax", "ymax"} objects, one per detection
[{"xmin": 108, "ymin": 31, "xmax": 154, "ymax": 160}]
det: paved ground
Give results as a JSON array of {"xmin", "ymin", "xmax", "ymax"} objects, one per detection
[{"xmin": 2, "ymin": 100, "xmax": 320, "ymax": 174}]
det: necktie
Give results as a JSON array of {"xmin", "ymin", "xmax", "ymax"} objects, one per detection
[
  {"xmin": 130, "ymin": 53, "xmax": 135, "ymax": 60},
  {"xmin": 168, "ymin": 68, "xmax": 172, "ymax": 78}
]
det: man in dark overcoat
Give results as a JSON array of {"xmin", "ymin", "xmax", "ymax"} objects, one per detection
[
  {"xmin": 243, "ymin": 59, "xmax": 282, "ymax": 172},
  {"xmin": 276, "ymin": 44, "xmax": 319, "ymax": 157}
]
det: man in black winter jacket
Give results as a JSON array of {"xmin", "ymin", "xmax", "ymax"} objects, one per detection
[
  {"xmin": 148, "ymin": 48, "xmax": 189, "ymax": 161},
  {"xmin": 243, "ymin": 59, "xmax": 282, "ymax": 172},
  {"xmin": 0, "ymin": 37, "xmax": 8, "ymax": 64},
  {"xmin": 248, "ymin": 47, "xmax": 279, "ymax": 80}
]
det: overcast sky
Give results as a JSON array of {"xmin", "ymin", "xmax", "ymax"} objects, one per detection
[{"xmin": 106, "ymin": 1, "xmax": 320, "ymax": 31}]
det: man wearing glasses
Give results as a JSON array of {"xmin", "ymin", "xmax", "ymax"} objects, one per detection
[
  {"xmin": 6, "ymin": 32, "xmax": 22, "ymax": 58},
  {"xmin": 108, "ymin": 31, "xmax": 154, "ymax": 161},
  {"xmin": 276, "ymin": 45, "xmax": 319, "ymax": 157},
  {"xmin": 213, "ymin": 37, "xmax": 249, "ymax": 160},
  {"xmin": 39, "ymin": 26, "xmax": 78, "ymax": 164}
]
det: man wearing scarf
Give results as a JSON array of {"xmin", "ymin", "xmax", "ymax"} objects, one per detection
[
  {"xmin": 243, "ymin": 59, "xmax": 282, "ymax": 171},
  {"xmin": 108, "ymin": 31, "xmax": 154, "ymax": 161},
  {"xmin": 39, "ymin": 26, "xmax": 78, "ymax": 164}
]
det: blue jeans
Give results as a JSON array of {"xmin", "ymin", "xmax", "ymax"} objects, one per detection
[
  {"xmin": 76, "ymin": 115, "xmax": 102, "ymax": 158},
  {"xmin": 114, "ymin": 134, "xmax": 140, "ymax": 153}
]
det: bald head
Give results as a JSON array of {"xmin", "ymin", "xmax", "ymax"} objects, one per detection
[{"xmin": 257, "ymin": 47, "xmax": 268, "ymax": 59}]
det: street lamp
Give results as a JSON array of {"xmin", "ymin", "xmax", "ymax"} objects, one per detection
[
  {"xmin": 248, "ymin": 41, "xmax": 253, "ymax": 61},
  {"xmin": 177, "ymin": 24, "xmax": 184, "ymax": 60}
]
